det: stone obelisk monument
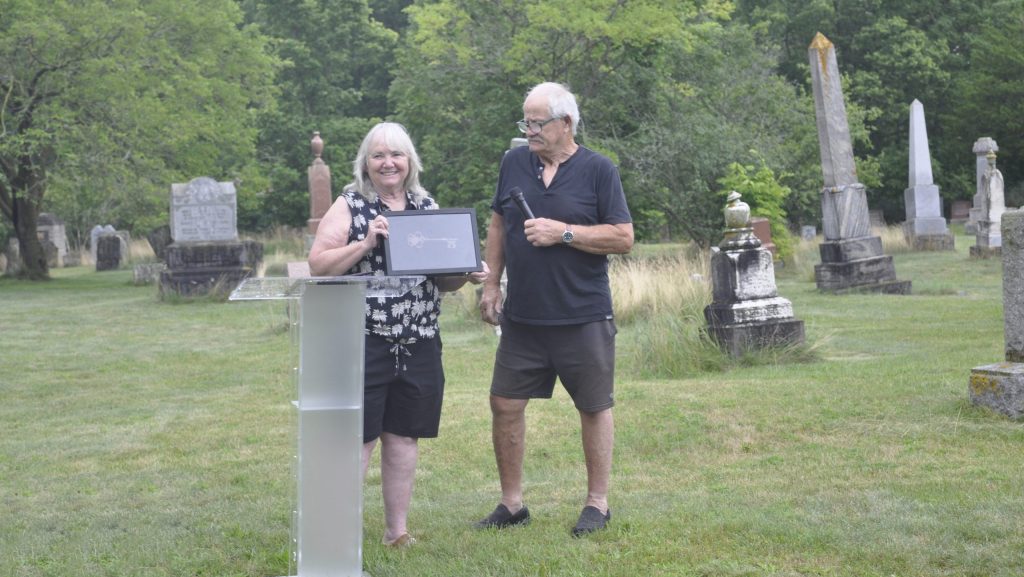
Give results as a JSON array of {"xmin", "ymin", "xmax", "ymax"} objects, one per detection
[
  {"xmin": 903, "ymin": 99, "xmax": 953, "ymax": 250},
  {"xmin": 969, "ymin": 209, "xmax": 1024, "ymax": 419},
  {"xmin": 808, "ymin": 33, "xmax": 910, "ymax": 294}
]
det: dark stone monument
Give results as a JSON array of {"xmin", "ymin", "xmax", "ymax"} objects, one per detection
[
  {"xmin": 95, "ymin": 235, "xmax": 123, "ymax": 271},
  {"xmin": 749, "ymin": 217, "xmax": 776, "ymax": 258},
  {"xmin": 147, "ymin": 224, "xmax": 173, "ymax": 262},
  {"xmin": 950, "ymin": 200, "xmax": 971, "ymax": 225},
  {"xmin": 704, "ymin": 192, "xmax": 805, "ymax": 356},
  {"xmin": 159, "ymin": 177, "xmax": 262, "ymax": 298},
  {"xmin": 969, "ymin": 209, "xmax": 1024, "ymax": 419},
  {"xmin": 808, "ymin": 33, "xmax": 910, "ymax": 294}
]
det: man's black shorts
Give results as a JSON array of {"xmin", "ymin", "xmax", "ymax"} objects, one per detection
[{"xmin": 490, "ymin": 319, "xmax": 616, "ymax": 412}]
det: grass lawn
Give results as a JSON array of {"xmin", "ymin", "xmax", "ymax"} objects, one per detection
[{"xmin": 1, "ymin": 230, "xmax": 1021, "ymax": 576}]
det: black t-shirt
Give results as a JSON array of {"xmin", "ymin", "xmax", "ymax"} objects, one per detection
[{"xmin": 491, "ymin": 145, "xmax": 631, "ymax": 325}]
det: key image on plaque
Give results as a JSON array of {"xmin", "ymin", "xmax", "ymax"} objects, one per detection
[{"xmin": 384, "ymin": 209, "xmax": 481, "ymax": 275}]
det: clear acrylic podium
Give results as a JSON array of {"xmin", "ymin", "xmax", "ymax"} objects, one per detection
[{"xmin": 230, "ymin": 275, "xmax": 425, "ymax": 577}]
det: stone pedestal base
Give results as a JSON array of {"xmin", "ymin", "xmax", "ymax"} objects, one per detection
[
  {"xmin": 815, "ymin": 236, "xmax": 910, "ymax": 293},
  {"xmin": 969, "ymin": 362, "xmax": 1024, "ymax": 420},
  {"xmin": 160, "ymin": 240, "xmax": 263, "ymax": 298},
  {"xmin": 969, "ymin": 245, "xmax": 1002, "ymax": 259},
  {"xmin": 907, "ymin": 232, "xmax": 955, "ymax": 251},
  {"xmin": 134, "ymin": 263, "xmax": 167, "ymax": 285},
  {"xmin": 706, "ymin": 318, "xmax": 806, "ymax": 357},
  {"xmin": 160, "ymin": 267, "xmax": 256, "ymax": 298}
]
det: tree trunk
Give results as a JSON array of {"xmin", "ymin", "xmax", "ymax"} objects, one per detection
[{"xmin": 12, "ymin": 196, "xmax": 49, "ymax": 280}]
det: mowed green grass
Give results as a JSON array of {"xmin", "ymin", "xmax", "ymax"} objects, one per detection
[{"xmin": 1, "ymin": 231, "xmax": 1021, "ymax": 577}]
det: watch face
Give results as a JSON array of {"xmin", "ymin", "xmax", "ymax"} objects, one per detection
[{"xmin": 562, "ymin": 230, "xmax": 574, "ymax": 243}]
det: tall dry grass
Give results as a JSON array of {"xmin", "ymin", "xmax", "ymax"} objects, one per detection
[{"xmin": 610, "ymin": 249, "xmax": 711, "ymax": 324}]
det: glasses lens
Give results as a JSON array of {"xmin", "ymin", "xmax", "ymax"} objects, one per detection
[{"xmin": 516, "ymin": 120, "xmax": 529, "ymax": 133}]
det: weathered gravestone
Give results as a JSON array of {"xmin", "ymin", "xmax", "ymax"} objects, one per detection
[
  {"xmin": 95, "ymin": 234, "xmax": 123, "ymax": 271},
  {"xmin": 147, "ymin": 225, "xmax": 173, "ymax": 262},
  {"xmin": 902, "ymin": 100, "xmax": 954, "ymax": 251},
  {"xmin": 808, "ymin": 33, "xmax": 910, "ymax": 294},
  {"xmin": 967, "ymin": 137, "xmax": 999, "ymax": 235},
  {"xmin": 970, "ymin": 151, "xmax": 1005, "ymax": 259},
  {"xmin": 4, "ymin": 238, "xmax": 19, "ymax": 275},
  {"xmin": 704, "ymin": 192, "xmax": 805, "ymax": 356},
  {"xmin": 160, "ymin": 177, "xmax": 262, "ymax": 297},
  {"xmin": 950, "ymin": 200, "xmax": 971, "ymax": 225},
  {"xmin": 37, "ymin": 213, "xmax": 70, "ymax": 267},
  {"xmin": 749, "ymin": 217, "xmax": 776, "ymax": 259},
  {"xmin": 969, "ymin": 209, "xmax": 1024, "ymax": 419}
]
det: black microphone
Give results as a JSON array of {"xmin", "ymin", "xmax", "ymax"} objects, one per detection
[{"xmin": 510, "ymin": 187, "xmax": 535, "ymax": 220}]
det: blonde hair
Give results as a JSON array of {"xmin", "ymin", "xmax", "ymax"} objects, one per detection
[{"xmin": 346, "ymin": 122, "xmax": 429, "ymax": 204}]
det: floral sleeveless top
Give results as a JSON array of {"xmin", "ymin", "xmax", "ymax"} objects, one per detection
[{"xmin": 343, "ymin": 190, "xmax": 441, "ymax": 346}]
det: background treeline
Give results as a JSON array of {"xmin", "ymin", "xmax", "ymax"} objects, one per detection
[{"xmin": 3, "ymin": 0, "xmax": 1022, "ymax": 275}]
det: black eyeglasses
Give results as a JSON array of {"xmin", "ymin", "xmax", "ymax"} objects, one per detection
[{"xmin": 516, "ymin": 116, "xmax": 564, "ymax": 134}]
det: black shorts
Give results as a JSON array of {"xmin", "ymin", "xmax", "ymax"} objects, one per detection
[
  {"xmin": 363, "ymin": 335, "xmax": 445, "ymax": 442},
  {"xmin": 490, "ymin": 319, "xmax": 617, "ymax": 412}
]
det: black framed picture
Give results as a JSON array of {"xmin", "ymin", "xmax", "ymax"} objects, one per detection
[{"xmin": 383, "ymin": 208, "xmax": 482, "ymax": 275}]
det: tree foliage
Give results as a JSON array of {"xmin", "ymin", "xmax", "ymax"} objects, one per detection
[
  {"xmin": 4, "ymin": 0, "xmax": 1021, "ymax": 281},
  {"xmin": 734, "ymin": 0, "xmax": 1019, "ymax": 220},
  {"xmin": 239, "ymin": 0, "xmax": 398, "ymax": 230},
  {"xmin": 390, "ymin": 0, "xmax": 816, "ymax": 247},
  {"xmin": 718, "ymin": 158, "xmax": 794, "ymax": 260},
  {"xmin": 0, "ymin": 0, "xmax": 276, "ymax": 278}
]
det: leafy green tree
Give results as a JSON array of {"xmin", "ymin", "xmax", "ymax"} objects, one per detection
[
  {"xmin": 733, "ymin": 0, "xmax": 1012, "ymax": 221},
  {"xmin": 943, "ymin": 0, "xmax": 1024, "ymax": 208},
  {"xmin": 718, "ymin": 158, "xmax": 794, "ymax": 260},
  {"xmin": 240, "ymin": 0, "xmax": 397, "ymax": 230},
  {"xmin": 392, "ymin": 0, "xmax": 819, "ymax": 247},
  {"xmin": 617, "ymin": 22, "xmax": 819, "ymax": 247},
  {"xmin": 0, "ymin": 0, "xmax": 276, "ymax": 279}
]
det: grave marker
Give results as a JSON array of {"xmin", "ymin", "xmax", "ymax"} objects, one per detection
[{"xmin": 808, "ymin": 32, "xmax": 910, "ymax": 294}]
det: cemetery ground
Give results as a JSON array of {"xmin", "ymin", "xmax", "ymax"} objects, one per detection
[{"xmin": 1, "ymin": 228, "xmax": 1021, "ymax": 577}]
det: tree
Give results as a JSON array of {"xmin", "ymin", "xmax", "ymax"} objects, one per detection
[
  {"xmin": 0, "ymin": 0, "xmax": 276, "ymax": 279},
  {"xmin": 943, "ymin": 1, "xmax": 1024, "ymax": 207},
  {"xmin": 733, "ymin": 0, "xmax": 1009, "ymax": 221},
  {"xmin": 617, "ymin": 23, "xmax": 819, "ymax": 247},
  {"xmin": 240, "ymin": 0, "xmax": 397, "ymax": 230},
  {"xmin": 390, "ymin": 0, "xmax": 754, "ymax": 241}
]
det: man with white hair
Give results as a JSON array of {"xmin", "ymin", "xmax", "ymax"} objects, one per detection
[{"xmin": 477, "ymin": 82, "xmax": 634, "ymax": 537}]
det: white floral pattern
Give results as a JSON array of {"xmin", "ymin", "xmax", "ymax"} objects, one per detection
[{"xmin": 343, "ymin": 190, "xmax": 441, "ymax": 343}]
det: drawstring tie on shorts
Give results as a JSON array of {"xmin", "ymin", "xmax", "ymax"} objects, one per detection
[{"xmin": 388, "ymin": 340, "xmax": 413, "ymax": 374}]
